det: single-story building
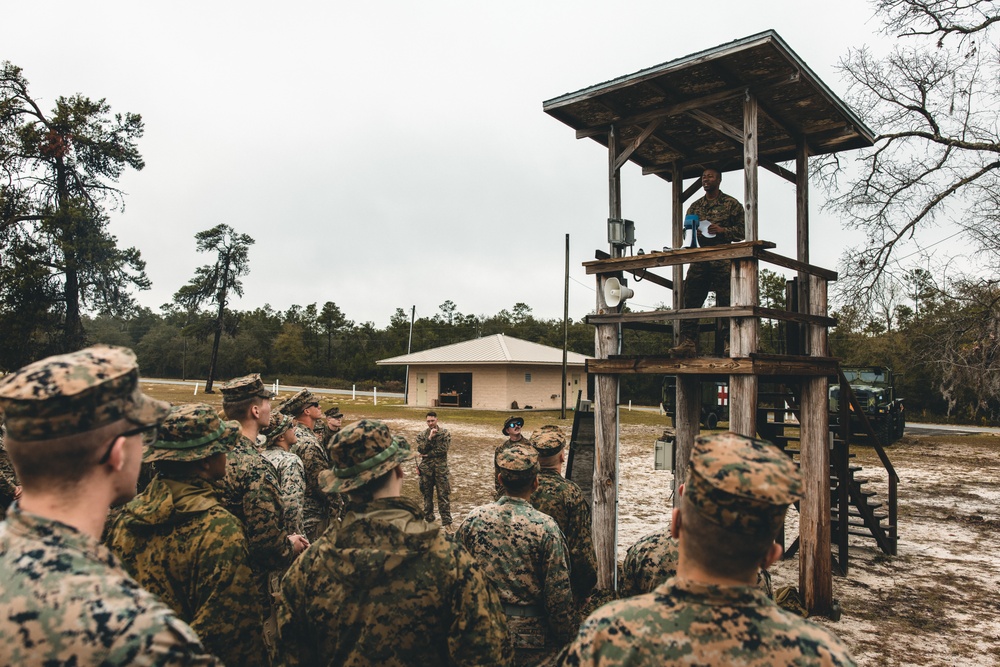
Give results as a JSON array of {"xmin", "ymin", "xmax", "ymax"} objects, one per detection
[{"xmin": 377, "ymin": 334, "xmax": 590, "ymax": 410}]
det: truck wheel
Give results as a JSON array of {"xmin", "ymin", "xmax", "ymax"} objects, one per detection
[
  {"xmin": 706, "ymin": 413, "xmax": 719, "ymax": 430},
  {"xmin": 879, "ymin": 418, "xmax": 892, "ymax": 446}
]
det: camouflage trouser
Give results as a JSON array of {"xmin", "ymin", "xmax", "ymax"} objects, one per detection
[
  {"xmin": 418, "ymin": 458, "xmax": 452, "ymax": 526},
  {"xmin": 680, "ymin": 259, "xmax": 731, "ymax": 342},
  {"xmin": 302, "ymin": 498, "xmax": 331, "ymax": 543}
]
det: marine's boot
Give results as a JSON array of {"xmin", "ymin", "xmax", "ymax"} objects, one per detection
[{"xmin": 668, "ymin": 338, "xmax": 698, "ymax": 357}]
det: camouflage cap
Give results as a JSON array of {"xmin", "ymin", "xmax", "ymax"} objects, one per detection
[
  {"xmin": 496, "ymin": 442, "xmax": 539, "ymax": 485},
  {"xmin": 502, "ymin": 415, "xmax": 524, "ymax": 435},
  {"xmin": 262, "ymin": 413, "xmax": 294, "ymax": 448},
  {"xmin": 219, "ymin": 373, "xmax": 276, "ymax": 403},
  {"xmin": 531, "ymin": 426, "xmax": 566, "ymax": 457},
  {"xmin": 0, "ymin": 345, "xmax": 170, "ymax": 442},
  {"xmin": 144, "ymin": 403, "xmax": 239, "ymax": 463},
  {"xmin": 324, "ymin": 405, "xmax": 343, "ymax": 418},
  {"xmin": 278, "ymin": 388, "xmax": 321, "ymax": 416},
  {"xmin": 685, "ymin": 432, "xmax": 803, "ymax": 535},
  {"xmin": 319, "ymin": 419, "xmax": 414, "ymax": 494}
]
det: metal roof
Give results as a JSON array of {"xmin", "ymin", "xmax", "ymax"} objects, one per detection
[
  {"xmin": 543, "ymin": 30, "xmax": 876, "ymax": 181},
  {"xmin": 376, "ymin": 334, "xmax": 590, "ymax": 366}
]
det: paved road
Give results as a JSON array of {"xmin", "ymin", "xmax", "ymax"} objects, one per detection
[{"xmin": 142, "ymin": 378, "xmax": 404, "ymax": 400}]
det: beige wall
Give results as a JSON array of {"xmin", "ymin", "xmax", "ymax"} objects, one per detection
[{"xmin": 405, "ymin": 364, "xmax": 585, "ymax": 410}]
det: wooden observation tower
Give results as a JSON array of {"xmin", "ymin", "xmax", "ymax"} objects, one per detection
[{"xmin": 543, "ymin": 31, "xmax": 877, "ymax": 615}]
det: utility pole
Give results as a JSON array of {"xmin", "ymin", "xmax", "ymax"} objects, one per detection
[{"xmin": 562, "ymin": 233, "xmax": 570, "ymax": 419}]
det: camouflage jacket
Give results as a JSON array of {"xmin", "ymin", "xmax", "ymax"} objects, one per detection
[
  {"xmin": 219, "ymin": 434, "xmax": 294, "ymax": 572},
  {"xmin": 620, "ymin": 529, "xmax": 679, "ymax": 598},
  {"xmin": 108, "ymin": 475, "xmax": 267, "ymax": 667},
  {"xmin": 276, "ymin": 496, "xmax": 511, "ymax": 667},
  {"xmin": 0, "ymin": 436, "xmax": 16, "ymax": 521},
  {"xmin": 0, "ymin": 503, "xmax": 219, "ymax": 666},
  {"xmin": 416, "ymin": 426, "xmax": 451, "ymax": 460},
  {"xmin": 456, "ymin": 496, "xmax": 575, "ymax": 645},
  {"xmin": 530, "ymin": 468, "xmax": 598, "ymax": 601},
  {"xmin": 686, "ymin": 191, "xmax": 745, "ymax": 247},
  {"xmin": 561, "ymin": 576, "xmax": 857, "ymax": 666},
  {"xmin": 290, "ymin": 424, "xmax": 332, "ymax": 520},
  {"xmin": 261, "ymin": 447, "xmax": 307, "ymax": 535}
]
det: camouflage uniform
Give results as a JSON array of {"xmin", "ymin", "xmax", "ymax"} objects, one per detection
[
  {"xmin": 219, "ymin": 434, "xmax": 295, "ymax": 573},
  {"xmin": 281, "ymin": 389, "xmax": 338, "ymax": 540},
  {"xmin": 277, "ymin": 419, "xmax": 511, "ymax": 666},
  {"xmin": 0, "ymin": 421, "xmax": 17, "ymax": 521},
  {"xmin": 494, "ymin": 415, "xmax": 527, "ymax": 498},
  {"xmin": 261, "ymin": 446, "xmax": 307, "ymax": 536},
  {"xmin": 680, "ymin": 189, "xmax": 745, "ymax": 343},
  {"xmin": 0, "ymin": 344, "xmax": 218, "ymax": 666},
  {"xmin": 457, "ymin": 444, "xmax": 575, "ymax": 666},
  {"xmin": 1, "ymin": 505, "xmax": 218, "ymax": 666},
  {"xmin": 562, "ymin": 433, "xmax": 857, "ymax": 667},
  {"xmin": 620, "ymin": 529, "xmax": 680, "ymax": 598},
  {"xmin": 621, "ymin": 527, "xmax": 772, "ymax": 600},
  {"xmin": 108, "ymin": 403, "xmax": 266, "ymax": 667},
  {"xmin": 529, "ymin": 428, "xmax": 597, "ymax": 604},
  {"xmin": 416, "ymin": 423, "xmax": 452, "ymax": 525},
  {"xmin": 315, "ymin": 405, "xmax": 343, "ymax": 449}
]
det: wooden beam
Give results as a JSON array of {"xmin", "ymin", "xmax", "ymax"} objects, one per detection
[
  {"xmin": 757, "ymin": 250, "xmax": 837, "ymax": 282},
  {"xmin": 573, "ymin": 71, "xmax": 801, "ymax": 139},
  {"xmin": 614, "ymin": 119, "xmax": 663, "ymax": 170},
  {"xmin": 728, "ymin": 257, "xmax": 759, "ymax": 436},
  {"xmin": 584, "ymin": 241, "xmax": 776, "ymax": 275},
  {"xmin": 585, "ymin": 354, "xmax": 840, "ymax": 376},
  {"xmin": 744, "ymin": 91, "xmax": 759, "ymax": 242},
  {"xmin": 586, "ymin": 305, "xmax": 835, "ymax": 328},
  {"xmin": 575, "ymin": 87, "xmax": 747, "ymax": 140},
  {"xmin": 760, "ymin": 159, "xmax": 796, "ymax": 184},
  {"xmin": 687, "ymin": 109, "xmax": 744, "ymax": 143}
]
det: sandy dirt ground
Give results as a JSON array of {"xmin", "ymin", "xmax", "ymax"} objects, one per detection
[{"xmin": 385, "ymin": 416, "xmax": 1000, "ymax": 667}]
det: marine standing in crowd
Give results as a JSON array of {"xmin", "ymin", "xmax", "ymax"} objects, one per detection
[
  {"xmin": 619, "ymin": 528, "xmax": 680, "ymax": 598},
  {"xmin": 494, "ymin": 415, "xmax": 527, "ymax": 498},
  {"xmin": 277, "ymin": 419, "xmax": 511, "ymax": 667},
  {"xmin": 0, "ymin": 415, "xmax": 20, "ymax": 521},
  {"xmin": 670, "ymin": 167, "xmax": 746, "ymax": 357},
  {"xmin": 281, "ymin": 388, "xmax": 337, "ymax": 539},
  {"xmin": 0, "ymin": 345, "xmax": 218, "ymax": 665},
  {"xmin": 416, "ymin": 410, "xmax": 453, "ymax": 531},
  {"xmin": 561, "ymin": 432, "xmax": 857, "ymax": 666},
  {"xmin": 261, "ymin": 413, "xmax": 307, "ymax": 536},
  {"xmin": 219, "ymin": 375, "xmax": 307, "ymax": 570},
  {"xmin": 108, "ymin": 403, "xmax": 266, "ymax": 667},
  {"xmin": 457, "ymin": 443, "xmax": 575, "ymax": 667},
  {"xmin": 316, "ymin": 405, "xmax": 343, "ymax": 449},
  {"xmin": 529, "ymin": 426, "xmax": 598, "ymax": 605}
]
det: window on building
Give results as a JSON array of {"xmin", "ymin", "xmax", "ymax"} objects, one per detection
[{"xmin": 525, "ymin": 373, "xmax": 532, "ymax": 383}]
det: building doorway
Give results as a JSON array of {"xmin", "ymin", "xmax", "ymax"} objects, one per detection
[{"xmin": 439, "ymin": 372, "xmax": 473, "ymax": 408}]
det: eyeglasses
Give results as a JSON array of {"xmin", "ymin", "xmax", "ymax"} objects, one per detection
[
  {"xmin": 97, "ymin": 424, "xmax": 158, "ymax": 464},
  {"xmin": 508, "ymin": 423, "xmax": 522, "ymax": 429}
]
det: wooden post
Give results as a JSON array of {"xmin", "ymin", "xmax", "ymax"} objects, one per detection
[
  {"xmin": 743, "ymin": 92, "xmax": 759, "ymax": 242},
  {"xmin": 796, "ymin": 140, "xmax": 810, "ymax": 354},
  {"xmin": 592, "ymin": 125, "xmax": 621, "ymax": 591},
  {"xmin": 729, "ymin": 91, "xmax": 759, "ymax": 437},
  {"xmin": 729, "ymin": 258, "xmax": 758, "ymax": 435},
  {"xmin": 670, "ymin": 163, "xmax": 699, "ymax": 501},
  {"xmin": 800, "ymin": 274, "xmax": 832, "ymax": 614}
]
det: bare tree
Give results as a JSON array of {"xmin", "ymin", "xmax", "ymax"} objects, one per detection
[
  {"xmin": 174, "ymin": 224, "xmax": 254, "ymax": 393},
  {"xmin": 817, "ymin": 0, "xmax": 1000, "ymax": 301}
]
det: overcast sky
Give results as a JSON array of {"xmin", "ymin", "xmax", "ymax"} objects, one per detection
[{"xmin": 7, "ymin": 0, "xmax": 914, "ymax": 326}]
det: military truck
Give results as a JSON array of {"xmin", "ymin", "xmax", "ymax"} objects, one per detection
[
  {"xmin": 829, "ymin": 366, "xmax": 905, "ymax": 445},
  {"xmin": 661, "ymin": 377, "xmax": 729, "ymax": 429}
]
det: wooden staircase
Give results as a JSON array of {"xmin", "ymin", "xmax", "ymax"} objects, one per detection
[{"xmin": 758, "ymin": 372, "xmax": 899, "ymax": 574}]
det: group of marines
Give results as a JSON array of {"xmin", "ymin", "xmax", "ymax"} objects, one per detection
[{"xmin": 0, "ymin": 343, "xmax": 857, "ymax": 666}]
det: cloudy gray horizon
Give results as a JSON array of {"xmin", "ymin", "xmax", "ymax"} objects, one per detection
[{"xmin": 9, "ymin": 1, "xmax": 931, "ymax": 328}]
